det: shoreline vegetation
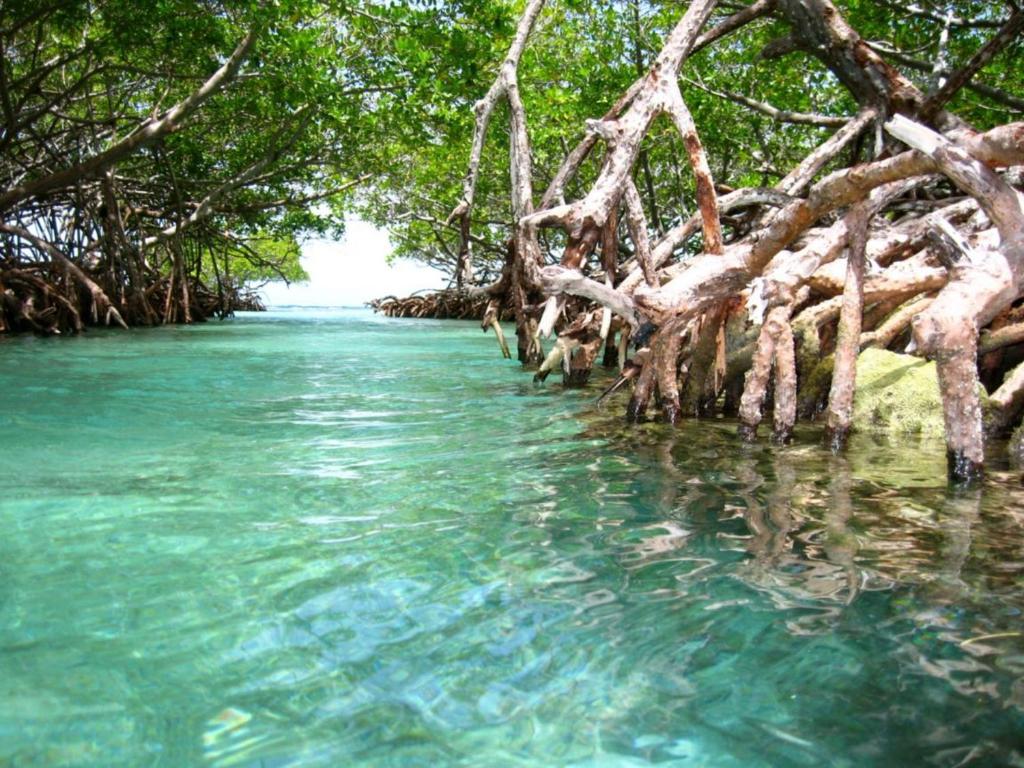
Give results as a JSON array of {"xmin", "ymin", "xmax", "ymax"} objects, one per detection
[
  {"xmin": 3, "ymin": 1, "xmax": 1024, "ymax": 483},
  {"xmin": 0, "ymin": 4, "xmax": 364, "ymax": 334},
  {"xmin": 376, "ymin": 0, "xmax": 1024, "ymax": 483}
]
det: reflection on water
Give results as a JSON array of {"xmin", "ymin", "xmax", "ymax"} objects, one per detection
[{"xmin": 1, "ymin": 308, "xmax": 1022, "ymax": 767}]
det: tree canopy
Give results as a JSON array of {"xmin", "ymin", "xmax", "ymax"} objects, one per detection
[
  {"xmin": 0, "ymin": 0, "xmax": 434, "ymax": 326},
  {"xmin": 360, "ymin": 0, "xmax": 1023, "ymax": 281},
  {"xmin": 3, "ymin": 0, "xmax": 1020, "ymax": 319}
]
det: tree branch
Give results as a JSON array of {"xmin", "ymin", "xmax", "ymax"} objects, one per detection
[
  {"xmin": 0, "ymin": 29, "xmax": 256, "ymax": 213},
  {"xmin": 684, "ymin": 76, "xmax": 851, "ymax": 126}
]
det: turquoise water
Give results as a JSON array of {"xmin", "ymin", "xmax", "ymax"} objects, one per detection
[{"xmin": 1, "ymin": 308, "xmax": 1022, "ymax": 767}]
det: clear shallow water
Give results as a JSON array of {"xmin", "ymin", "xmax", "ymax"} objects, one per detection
[{"xmin": 1, "ymin": 307, "xmax": 1022, "ymax": 767}]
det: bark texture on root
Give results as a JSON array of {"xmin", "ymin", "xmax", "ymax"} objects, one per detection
[
  {"xmin": 824, "ymin": 202, "xmax": 870, "ymax": 451},
  {"xmin": 738, "ymin": 306, "xmax": 790, "ymax": 439},
  {"xmin": 772, "ymin": 319, "xmax": 797, "ymax": 444}
]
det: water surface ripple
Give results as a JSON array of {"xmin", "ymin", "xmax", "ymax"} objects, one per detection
[{"xmin": 1, "ymin": 308, "xmax": 1022, "ymax": 767}]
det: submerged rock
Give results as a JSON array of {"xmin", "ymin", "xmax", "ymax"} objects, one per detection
[
  {"xmin": 852, "ymin": 348, "xmax": 948, "ymax": 437},
  {"xmin": 1009, "ymin": 422, "xmax": 1024, "ymax": 466}
]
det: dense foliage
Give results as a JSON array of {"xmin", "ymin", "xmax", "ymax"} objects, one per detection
[
  {"xmin": 1, "ymin": 0, "xmax": 1021, "ymax": 333},
  {"xmin": 0, "ymin": 0, "xmax": 424, "ymax": 327},
  {"xmin": 361, "ymin": 0, "xmax": 1024, "ymax": 281}
]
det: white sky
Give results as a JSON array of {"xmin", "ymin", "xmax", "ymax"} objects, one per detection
[{"xmin": 260, "ymin": 219, "xmax": 448, "ymax": 307}]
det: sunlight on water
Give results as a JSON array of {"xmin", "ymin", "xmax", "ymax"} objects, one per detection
[{"xmin": 1, "ymin": 308, "xmax": 1022, "ymax": 767}]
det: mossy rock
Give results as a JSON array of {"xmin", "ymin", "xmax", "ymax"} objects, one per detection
[
  {"xmin": 852, "ymin": 348, "xmax": 992, "ymax": 438},
  {"xmin": 798, "ymin": 353, "xmax": 834, "ymax": 418},
  {"xmin": 1010, "ymin": 421, "xmax": 1024, "ymax": 466}
]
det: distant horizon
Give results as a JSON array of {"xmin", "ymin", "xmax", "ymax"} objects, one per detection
[
  {"xmin": 260, "ymin": 303, "xmax": 369, "ymax": 309},
  {"xmin": 259, "ymin": 219, "xmax": 448, "ymax": 308}
]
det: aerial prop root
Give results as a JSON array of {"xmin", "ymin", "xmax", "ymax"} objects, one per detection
[
  {"xmin": 885, "ymin": 115, "xmax": 1024, "ymax": 481},
  {"xmin": 482, "ymin": 300, "xmax": 512, "ymax": 359}
]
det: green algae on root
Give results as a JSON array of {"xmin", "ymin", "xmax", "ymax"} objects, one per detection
[{"xmin": 852, "ymin": 348, "xmax": 992, "ymax": 438}]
